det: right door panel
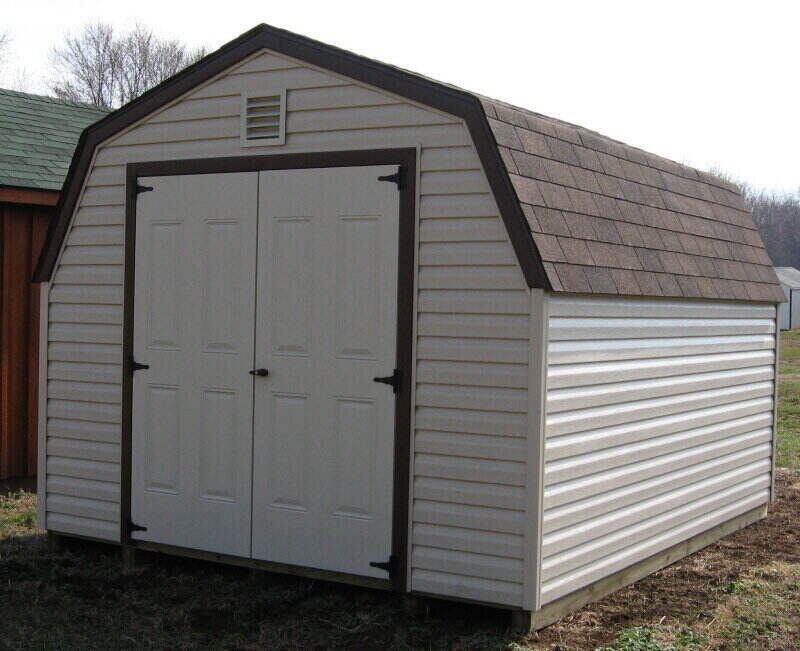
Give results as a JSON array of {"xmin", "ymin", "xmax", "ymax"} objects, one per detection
[{"xmin": 251, "ymin": 166, "xmax": 400, "ymax": 578}]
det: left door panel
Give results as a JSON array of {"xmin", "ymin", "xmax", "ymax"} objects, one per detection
[{"xmin": 131, "ymin": 173, "xmax": 258, "ymax": 557}]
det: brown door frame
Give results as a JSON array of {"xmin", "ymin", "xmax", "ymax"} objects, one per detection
[{"xmin": 121, "ymin": 148, "xmax": 416, "ymax": 592}]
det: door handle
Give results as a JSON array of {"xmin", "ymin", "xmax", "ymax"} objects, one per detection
[{"xmin": 249, "ymin": 368, "xmax": 269, "ymax": 377}]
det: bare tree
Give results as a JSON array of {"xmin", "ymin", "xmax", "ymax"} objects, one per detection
[
  {"xmin": 50, "ymin": 23, "xmax": 206, "ymax": 108},
  {"xmin": 0, "ymin": 31, "xmax": 10, "ymax": 73}
]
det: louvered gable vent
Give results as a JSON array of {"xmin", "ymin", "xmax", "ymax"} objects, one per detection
[{"xmin": 241, "ymin": 91, "xmax": 286, "ymax": 146}]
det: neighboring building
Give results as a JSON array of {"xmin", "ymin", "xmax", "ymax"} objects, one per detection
[
  {"xmin": 33, "ymin": 25, "xmax": 784, "ymax": 631},
  {"xmin": 0, "ymin": 88, "xmax": 107, "ymax": 481},
  {"xmin": 774, "ymin": 267, "xmax": 800, "ymax": 330}
]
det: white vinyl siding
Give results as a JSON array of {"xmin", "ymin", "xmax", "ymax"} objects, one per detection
[
  {"xmin": 43, "ymin": 49, "xmax": 530, "ymax": 605},
  {"xmin": 539, "ymin": 295, "xmax": 776, "ymax": 604}
]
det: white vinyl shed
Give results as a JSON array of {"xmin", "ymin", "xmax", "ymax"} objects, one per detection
[
  {"xmin": 774, "ymin": 267, "xmax": 800, "ymax": 330},
  {"xmin": 33, "ymin": 24, "xmax": 785, "ymax": 631}
]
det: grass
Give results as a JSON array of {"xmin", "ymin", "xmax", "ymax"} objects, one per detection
[
  {"xmin": 1, "ymin": 333, "xmax": 799, "ymax": 649},
  {"xmin": 778, "ymin": 330, "xmax": 800, "ymax": 469}
]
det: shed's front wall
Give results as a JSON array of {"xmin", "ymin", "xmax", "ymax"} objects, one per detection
[
  {"xmin": 41, "ymin": 49, "xmax": 532, "ymax": 606},
  {"xmin": 540, "ymin": 294, "xmax": 776, "ymax": 604}
]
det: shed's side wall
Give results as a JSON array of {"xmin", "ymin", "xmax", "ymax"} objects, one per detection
[
  {"xmin": 539, "ymin": 294, "xmax": 776, "ymax": 604},
  {"xmin": 42, "ymin": 49, "xmax": 531, "ymax": 605}
]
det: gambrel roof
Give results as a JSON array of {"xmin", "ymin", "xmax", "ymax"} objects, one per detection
[{"xmin": 33, "ymin": 24, "xmax": 784, "ymax": 302}]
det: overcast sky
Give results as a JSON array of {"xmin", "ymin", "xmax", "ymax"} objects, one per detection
[{"xmin": 2, "ymin": 1, "xmax": 797, "ymax": 193}]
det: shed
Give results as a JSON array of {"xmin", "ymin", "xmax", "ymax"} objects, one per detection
[
  {"xmin": 0, "ymin": 88, "xmax": 106, "ymax": 482},
  {"xmin": 774, "ymin": 267, "xmax": 800, "ymax": 330},
  {"xmin": 32, "ymin": 24, "xmax": 784, "ymax": 630}
]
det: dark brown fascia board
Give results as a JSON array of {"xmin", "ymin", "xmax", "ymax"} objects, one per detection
[
  {"xmin": 32, "ymin": 23, "xmax": 549, "ymax": 289},
  {"xmin": 0, "ymin": 185, "xmax": 59, "ymax": 207}
]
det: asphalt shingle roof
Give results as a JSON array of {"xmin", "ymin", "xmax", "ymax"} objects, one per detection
[
  {"xmin": 480, "ymin": 97, "xmax": 785, "ymax": 302},
  {"xmin": 0, "ymin": 88, "xmax": 108, "ymax": 192}
]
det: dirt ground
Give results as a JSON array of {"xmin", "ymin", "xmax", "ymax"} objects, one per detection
[{"xmin": 0, "ymin": 470, "xmax": 797, "ymax": 649}]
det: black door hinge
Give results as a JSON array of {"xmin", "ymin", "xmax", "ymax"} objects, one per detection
[
  {"xmin": 130, "ymin": 358, "xmax": 150, "ymax": 372},
  {"xmin": 129, "ymin": 521, "xmax": 147, "ymax": 533},
  {"xmin": 370, "ymin": 554, "xmax": 399, "ymax": 578},
  {"xmin": 378, "ymin": 167, "xmax": 404, "ymax": 190},
  {"xmin": 135, "ymin": 183, "xmax": 153, "ymax": 195},
  {"xmin": 373, "ymin": 368, "xmax": 402, "ymax": 394}
]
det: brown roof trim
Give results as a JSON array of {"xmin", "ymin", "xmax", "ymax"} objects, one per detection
[
  {"xmin": 0, "ymin": 186, "xmax": 59, "ymax": 207},
  {"xmin": 32, "ymin": 24, "xmax": 548, "ymax": 288}
]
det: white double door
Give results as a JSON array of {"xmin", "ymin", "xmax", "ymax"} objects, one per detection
[{"xmin": 131, "ymin": 166, "xmax": 400, "ymax": 578}]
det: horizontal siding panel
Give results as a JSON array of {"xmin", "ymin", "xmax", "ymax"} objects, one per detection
[
  {"xmin": 550, "ymin": 317, "xmax": 775, "ymax": 341},
  {"xmin": 47, "ymin": 418, "xmax": 120, "ymax": 443},
  {"xmin": 546, "ymin": 399, "xmax": 773, "ymax": 464},
  {"xmin": 63, "ymin": 225, "xmax": 124, "ymax": 246},
  {"xmin": 288, "ymin": 85, "xmax": 399, "ymax": 112},
  {"xmin": 415, "ymin": 430, "xmax": 525, "ymax": 461},
  {"xmin": 548, "ymin": 366, "xmax": 774, "ymax": 413},
  {"xmin": 96, "ymin": 138, "xmax": 240, "ymax": 166},
  {"xmin": 49, "ymin": 284, "xmax": 123, "ymax": 305},
  {"xmin": 45, "ymin": 513, "xmax": 119, "ymax": 541},
  {"xmin": 47, "ymin": 380, "xmax": 120, "ymax": 404},
  {"xmin": 413, "ymin": 500, "xmax": 524, "ymax": 535},
  {"xmin": 220, "ymin": 52, "xmax": 300, "ymax": 74},
  {"xmin": 416, "ymin": 360, "xmax": 527, "ymax": 389},
  {"xmin": 48, "ymin": 361, "xmax": 121, "ymax": 384},
  {"xmin": 54, "ymin": 265, "xmax": 124, "ymax": 286},
  {"xmin": 418, "ymin": 266, "xmax": 524, "ymax": 290},
  {"xmin": 420, "ymin": 170, "xmax": 491, "ymax": 196},
  {"xmin": 47, "ymin": 437, "xmax": 119, "ymax": 463},
  {"xmin": 48, "ymin": 399, "xmax": 120, "ymax": 424},
  {"xmin": 49, "ymin": 323, "xmax": 122, "ymax": 345},
  {"xmin": 191, "ymin": 68, "xmax": 343, "ymax": 99},
  {"xmin": 543, "ymin": 478, "xmax": 769, "ymax": 578},
  {"xmin": 412, "ymin": 546, "xmax": 522, "ymax": 583},
  {"xmin": 420, "ymin": 194, "xmax": 499, "ymax": 219},
  {"xmin": 417, "ymin": 337, "xmax": 528, "ymax": 364},
  {"xmin": 542, "ymin": 295, "xmax": 777, "ymax": 604},
  {"xmin": 419, "ymin": 241, "xmax": 515, "ymax": 266},
  {"xmin": 47, "ymin": 456, "xmax": 118, "ymax": 482},
  {"xmin": 540, "ymin": 491, "xmax": 769, "ymax": 603},
  {"xmin": 285, "ymin": 123, "xmax": 470, "ymax": 150},
  {"xmin": 548, "ymin": 350, "xmax": 775, "ymax": 388},
  {"xmin": 543, "ymin": 462, "xmax": 771, "ymax": 556},
  {"xmin": 544, "ymin": 447, "xmax": 772, "ymax": 531},
  {"xmin": 48, "ymin": 343, "xmax": 121, "ymax": 364},
  {"xmin": 60, "ymin": 245, "xmax": 125, "ymax": 266},
  {"xmin": 47, "ymin": 475, "xmax": 120, "ymax": 502},
  {"xmin": 549, "ymin": 296, "xmax": 776, "ymax": 319},
  {"xmin": 414, "ymin": 477, "xmax": 525, "ymax": 510},
  {"xmin": 413, "ymin": 523, "xmax": 523, "ymax": 558},
  {"xmin": 417, "ymin": 313, "xmax": 528, "ymax": 339},
  {"xmin": 85, "ymin": 165, "xmax": 125, "ymax": 187},
  {"xmin": 412, "ymin": 568, "xmax": 522, "ymax": 605},
  {"xmin": 415, "ymin": 453, "xmax": 525, "ymax": 486},
  {"xmin": 287, "ymin": 104, "xmax": 456, "ymax": 133},
  {"xmin": 418, "ymin": 290, "xmax": 528, "ymax": 315},
  {"xmin": 416, "ymin": 384, "xmax": 527, "ymax": 413},
  {"xmin": 80, "ymin": 186, "xmax": 125, "ymax": 207},
  {"xmin": 49, "ymin": 303, "xmax": 123, "ymax": 325},
  {"xmin": 545, "ymin": 429, "xmax": 772, "ymax": 509},
  {"xmin": 414, "ymin": 407, "xmax": 527, "ymax": 437},
  {"xmin": 46, "ymin": 494, "xmax": 118, "ymax": 522},
  {"xmin": 547, "ymin": 381, "xmax": 773, "ymax": 437},
  {"xmin": 549, "ymin": 334, "xmax": 775, "ymax": 365},
  {"xmin": 73, "ymin": 204, "xmax": 125, "ymax": 226},
  {"xmin": 420, "ymin": 146, "xmax": 481, "ymax": 171},
  {"xmin": 420, "ymin": 217, "xmax": 507, "ymax": 243}
]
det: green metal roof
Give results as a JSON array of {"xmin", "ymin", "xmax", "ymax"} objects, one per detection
[{"xmin": 0, "ymin": 88, "xmax": 109, "ymax": 192}]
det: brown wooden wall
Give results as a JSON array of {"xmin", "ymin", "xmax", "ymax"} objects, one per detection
[{"xmin": 1, "ymin": 201, "xmax": 52, "ymax": 479}]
